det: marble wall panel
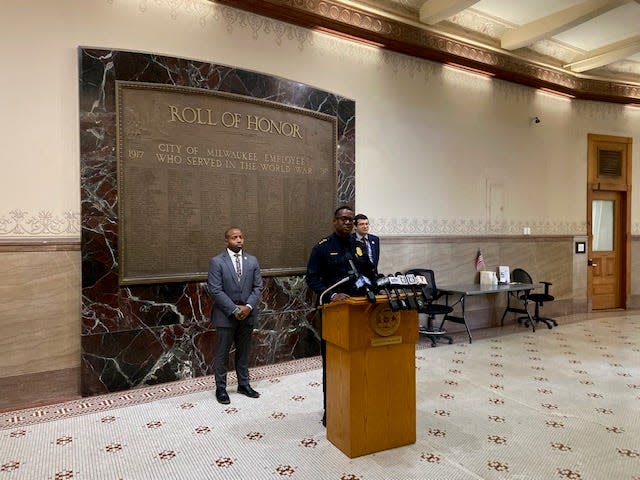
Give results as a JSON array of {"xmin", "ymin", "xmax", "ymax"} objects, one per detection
[
  {"xmin": 0, "ymin": 251, "xmax": 81, "ymax": 377},
  {"xmin": 79, "ymin": 48, "xmax": 354, "ymax": 396}
]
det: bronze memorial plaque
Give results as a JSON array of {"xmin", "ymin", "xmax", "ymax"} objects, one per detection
[{"xmin": 116, "ymin": 82, "xmax": 337, "ymax": 284}]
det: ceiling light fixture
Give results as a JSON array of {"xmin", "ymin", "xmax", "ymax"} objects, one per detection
[
  {"xmin": 445, "ymin": 62, "xmax": 495, "ymax": 78},
  {"xmin": 539, "ymin": 87, "xmax": 575, "ymax": 99}
]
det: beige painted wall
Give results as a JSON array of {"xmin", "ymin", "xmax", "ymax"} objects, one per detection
[
  {"xmin": 1, "ymin": 0, "xmax": 639, "ymax": 238},
  {"xmin": 0, "ymin": 0, "xmax": 639, "ymax": 383}
]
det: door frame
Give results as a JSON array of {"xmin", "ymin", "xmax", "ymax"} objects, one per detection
[
  {"xmin": 587, "ymin": 133, "xmax": 632, "ymax": 312},
  {"xmin": 586, "ymin": 133, "xmax": 632, "ymax": 311}
]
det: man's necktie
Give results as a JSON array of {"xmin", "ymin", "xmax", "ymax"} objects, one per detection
[
  {"xmin": 234, "ymin": 253, "xmax": 242, "ymax": 279},
  {"xmin": 364, "ymin": 237, "xmax": 373, "ymax": 264}
]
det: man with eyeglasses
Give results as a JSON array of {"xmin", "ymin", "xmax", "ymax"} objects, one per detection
[
  {"xmin": 305, "ymin": 205, "xmax": 361, "ymax": 427},
  {"xmin": 352, "ymin": 213, "xmax": 380, "ymax": 277},
  {"xmin": 306, "ymin": 205, "xmax": 359, "ymax": 304}
]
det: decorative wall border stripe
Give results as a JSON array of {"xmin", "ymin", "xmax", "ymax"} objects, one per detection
[
  {"xmin": 3, "ymin": 212, "xmax": 639, "ymax": 240},
  {"xmin": 372, "ymin": 218, "xmax": 588, "ymax": 236},
  {"xmin": 0, "ymin": 210, "xmax": 80, "ymax": 237}
]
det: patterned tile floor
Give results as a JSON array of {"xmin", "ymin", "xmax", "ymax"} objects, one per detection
[{"xmin": 1, "ymin": 313, "xmax": 639, "ymax": 480}]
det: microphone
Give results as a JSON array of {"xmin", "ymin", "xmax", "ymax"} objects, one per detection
[
  {"xmin": 414, "ymin": 275, "xmax": 427, "ymax": 285},
  {"xmin": 319, "ymin": 276, "xmax": 353, "ymax": 305},
  {"xmin": 375, "ymin": 275, "xmax": 400, "ymax": 311},
  {"xmin": 388, "ymin": 275, "xmax": 409, "ymax": 310},
  {"xmin": 349, "ymin": 258, "xmax": 376, "ymax": 303},
  {"xmin": 348, "ymin": 259, "xmax": 358, "ymax": 278},
  {"xmin": 355, "ymin": 273, "xmax": 376, "ymax": 303},
  {"xmin": 413, "ymin": 275, "xmax": 431, "ymax": 303},
  {"xmin": 318, "ymin": 257, "xmax": 359, "ymax": 305},
  {"xmin": 363, "ymin": 281, "xmax": 377, "ymax": 303},
  {"xmin": 404, "ymin": 273, "xmax": 424, "ymax": 310},
  {"xmin": 395, "ymin": 273, "xmax": 418, "ymax": 310}
]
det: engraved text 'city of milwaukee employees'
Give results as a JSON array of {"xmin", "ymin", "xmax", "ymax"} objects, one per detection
[{"xmin": 145, "ymin": 105, "xmax": 311, "ymax": 175}]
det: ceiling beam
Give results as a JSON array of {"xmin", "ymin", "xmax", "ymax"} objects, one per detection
[
  {"xmin": 418, "ymin": 0, "xmax": 480, "ymax": 25},
  {"xmin": 501, "ymin": 0, "xmax": 629, "ymax": 51},
  {"xmin": 565, "ymin": 35, "xmax": 640, "ymax": 71}
]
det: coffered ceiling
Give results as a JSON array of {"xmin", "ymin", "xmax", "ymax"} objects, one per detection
[
  {"xmin": 217, "ymin": 0, "xmax": 640, "ymax": 104},
  {"xmin": 372, "ymin": 0, "xmax": 640, "ymax": 79}
]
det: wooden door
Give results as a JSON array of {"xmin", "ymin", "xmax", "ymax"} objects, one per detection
[
  {"xmin": 589, "ymin": 191, "xmax": 622, "ymax": 309},
  {"xmin": 587, "ymin": 134, "xmax": 631, "ymax": 311}
]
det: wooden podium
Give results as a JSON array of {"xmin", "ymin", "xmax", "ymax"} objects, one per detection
[{"xmin": 322, "ymin": 296, "xmax": 419, "ymax": 458}]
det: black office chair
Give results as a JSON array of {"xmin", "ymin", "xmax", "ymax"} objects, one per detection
[
  {"xmin": 503, "ymin": 268, "xmax": 557, "ymax": 330},
  {"xmin": 405, "ymin": 268, "xmax": 453, "ymax": 347}
]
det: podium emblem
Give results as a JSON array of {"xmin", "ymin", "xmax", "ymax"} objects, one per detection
[{"xmin": 370, "ymin": 304, "xmax": 401, "ymax": 337}]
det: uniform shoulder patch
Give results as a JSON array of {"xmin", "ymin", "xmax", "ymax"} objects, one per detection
[{"xmin": 317, "ymin": 237, "xmax": 328, "ymax": 245}]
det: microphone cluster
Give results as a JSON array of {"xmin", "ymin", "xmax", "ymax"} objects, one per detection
[
  {"xmin": 349, "ymin": 258, "xmax": 377, "ymax": 303},
  {"xmin": 318, "ymin": 259, "xmax": 428, "ymax": 310},
  {"xmin": 319, "ymin": 258, "xmax": 377, "ymax": 305},
  {"xmin": 375, "ymin": 273, "xmax": 428, "ymax": 312}
]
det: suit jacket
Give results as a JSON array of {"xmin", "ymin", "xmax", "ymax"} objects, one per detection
[
  {"xmin": 207, "ymin": 250, "xmax": 263, "ymax": 328},
  {"xmin": 353, "ymin": 233, "xmax": 380, "ymax": 271}
]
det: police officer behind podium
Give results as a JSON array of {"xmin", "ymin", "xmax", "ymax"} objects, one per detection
[{"xmin": 305, "ymin": 205, "xmax": 375, "ymax": 426}]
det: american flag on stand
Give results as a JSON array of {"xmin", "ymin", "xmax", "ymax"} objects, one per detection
[{"xmin": 475, "ymin": 250, "xmax": 486, "ymax": 271}]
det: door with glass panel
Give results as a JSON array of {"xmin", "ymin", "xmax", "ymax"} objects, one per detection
[
  {"xmin": 587, "ymin": 134, "xmax": 631, "ymax": 311},
  {"xmin": 589, "ymin": 191, "xmax": 622, "ymax": 309}
]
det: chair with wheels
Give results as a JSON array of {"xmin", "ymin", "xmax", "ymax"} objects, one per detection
[
  {"xmin": 405, "ymin": 268, "xmax": 453, "ymax": 347},
  {"xmin": 501, "ymin": 268, "xmax": 557, "ymax": 330}
]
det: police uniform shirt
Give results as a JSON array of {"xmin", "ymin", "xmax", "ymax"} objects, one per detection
[{"xmin": 305, "ymin": 232, "xmax": 356, "ymax": 299}]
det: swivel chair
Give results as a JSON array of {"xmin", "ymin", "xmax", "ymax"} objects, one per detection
[
  {"xmin": 503, "ymin": 268, "xmax": 557, "ymax": 330},
  {"xmin": 405, "ymin": 268, "xmax": 453, "ymax": 347}
]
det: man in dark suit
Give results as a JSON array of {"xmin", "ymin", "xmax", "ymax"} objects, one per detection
[
  {"xmin": 353, "ymin": 213, "xmax": 380, "ymax": 276},
  {"xmin": 208, "ymin": 227, "xmax": 263, "ymax": 404}
]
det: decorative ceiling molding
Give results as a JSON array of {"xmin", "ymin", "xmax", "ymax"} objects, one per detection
[{"xmin": 215, "ymin": 0, "xmax": 640, "ymax": 104}]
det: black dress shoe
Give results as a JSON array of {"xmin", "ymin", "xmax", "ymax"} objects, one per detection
[
  {"xmin": 215, "ymin": 388, "xmax": 230, "ymax": 404},
  {"xmin": 237, "ymin": 385, "xmax": 260, "ymax": 398}
]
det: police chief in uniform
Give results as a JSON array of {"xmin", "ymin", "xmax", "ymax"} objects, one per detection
[{"xmin": 305, "ymin": 205, "xmax": 376, "ymax": 426}]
